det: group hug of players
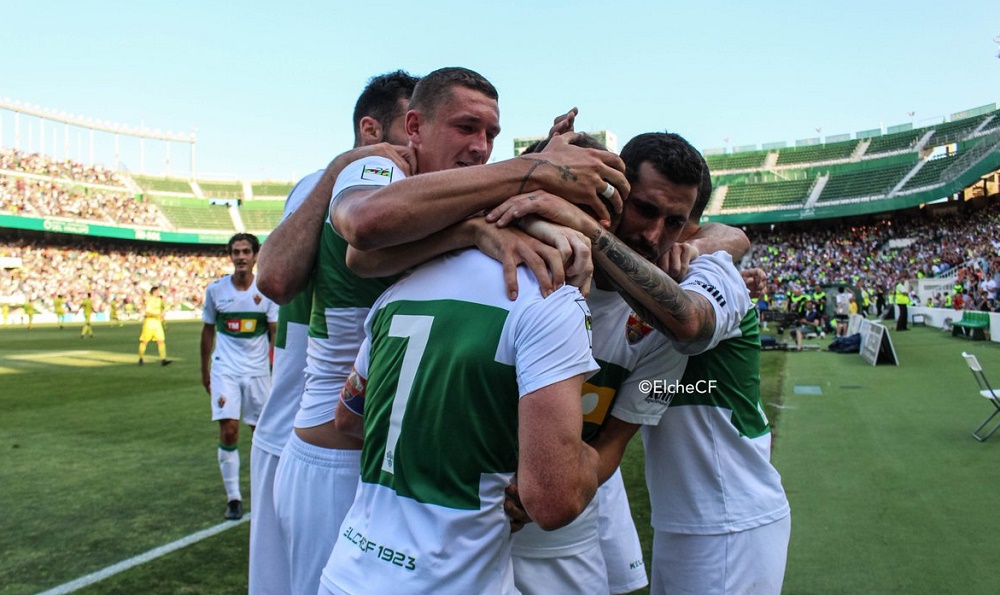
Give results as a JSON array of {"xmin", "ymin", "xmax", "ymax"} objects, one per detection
[{"xmin": 198, "ymin": 66, "xmax": 789, "ymax": 595}]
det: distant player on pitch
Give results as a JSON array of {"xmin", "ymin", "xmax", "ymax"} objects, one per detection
[
  {"xmin": 80, "ymin": 292, "xmax": 95, "ymax": 338},
  {"xmin": 201, "ymin": 233, "xmax": 278, "ymax": 520},
  {"xmin": 138, "ymin": 286, "xmax": 171, "ymax": 365}
]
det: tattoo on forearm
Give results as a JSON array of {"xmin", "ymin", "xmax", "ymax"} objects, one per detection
[
  {"xmin": 517, "ymin": 160, "xmax": 542, "ymax": 195},
  {"xmin": 593, "ymin": 230, "xmax": 714, "ymax": 343},
  {"xmin": 517, "ymin": 157, "xmax": 578, "ymax": 195}
]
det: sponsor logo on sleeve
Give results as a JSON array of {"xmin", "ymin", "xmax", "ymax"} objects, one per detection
[
  {"xmin": 692, "ymin": 281, "xmax": 727, "ymax": 307},
  {"xmin": 361, "ymin": 164, "xmax": 394, "ymax": 182}
]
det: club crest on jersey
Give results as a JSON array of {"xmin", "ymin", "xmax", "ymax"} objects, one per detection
[
  {"xmin": 253, "ymin": 294, "xmax": 262, "ymax": 305},
  {"xmin": 625, "ymin": 311, "xmax": 655, "ymax": 344},
  {"xmin": 361, "ymin": 164, "xmax": 393, "ymax": 182},
  {"xmin": 217, "ymin": 396, "xmax": 226, "ymax": 408}
]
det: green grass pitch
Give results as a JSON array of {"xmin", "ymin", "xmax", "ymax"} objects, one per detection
[{"xmin": 3, "ymin": 320, "xmax": 1000, "ymax": 594}]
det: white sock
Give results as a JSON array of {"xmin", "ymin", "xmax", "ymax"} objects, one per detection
[{"xmin": 218, "ymin": 445, "xmax": 241, "ymax": 501}]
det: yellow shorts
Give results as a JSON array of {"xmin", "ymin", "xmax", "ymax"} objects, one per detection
[{"xmin": 139, "ymin": 318, "xmax": 165, "ymax": 342}]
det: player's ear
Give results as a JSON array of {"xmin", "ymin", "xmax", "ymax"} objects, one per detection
[
  {"xmin": 358, "ymin": 116, "xmax": 382, "ymax": 144},
  {"xmin": 405, "ymin": 110, "xmax": 422, "ymax": 146}
]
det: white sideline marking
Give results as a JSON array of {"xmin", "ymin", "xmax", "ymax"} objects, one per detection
[{"xmin": 35, "ymin": 516, "xmax": 249, "ymax": 595}]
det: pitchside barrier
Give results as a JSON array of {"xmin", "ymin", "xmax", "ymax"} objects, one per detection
[{"xmin": 847, "ymin": 314, "xmax": 899, "ymax": 366}]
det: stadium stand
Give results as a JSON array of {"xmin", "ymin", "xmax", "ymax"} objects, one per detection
[
  {"xmin": 705, "ymin": 149, "xmax": 770, "ymax": 172},
  {"xmin": 251, "ymin": 181, "xmax": 295, "ymax": 198},
  {"xmin": 2, "ymin": 102, "xmax": 998, "ymax": 324},
  {"xmin": 239, "ymin": 200, "xmax": 284, "ymax": 232},
  {"xmin": 745, "ymin": 197, "xmax": 1000, "ymax": 318},
  {"xmin": 148, "ymin": 196, "xmax": 236, "ymax": 231},
  {"xmin": 816, "ymin": 163, "xmax": 915, "ymax": 202},
  {"xmin": 775, "ymin": 140, "xmax": 859, "ymax": 166},
  {"xmin": 901, "ymin": 153, "xmax": 962, "ymax": 192},
  {"xmin": 132, "ymin": 175, "xmax": 194, "ymax": 195},
  {"xmin": 862, "ymin": 129, "xmax": 924, "ymax": 156},
  {"xmin": 926, "ymin": 112, "xmax": 997, "ymax": 147},
  {"xmin": 0, "ymin": 231, "xmax": 231, "ymax": 316},
  {"xmin": 721, "ymin": 178, "xmax": 813, "ymax": 210},
  {"xmin": 197, "ymin": 179, "xmax": 243, "ymax": 199}
]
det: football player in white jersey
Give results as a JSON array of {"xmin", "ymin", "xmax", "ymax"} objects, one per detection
[
  {"xmin": 490, "ymin": 142, "xmax": 790, "ymax": 595},
  {"xmin": 250, "ymin": 70, "xmax": 419, "ymax": 595},
  {"xmin": 200, "ymin": 233, "xmax": 278, "ymax": 521},
  {"xmin": 493, "ymin": 133, "xmax": 749, "ymax": 595},
  {"xmin": 262, "ymin": 67, "xmax": 620, "ymax": 595},
  {"xmin": 316, "ymin": 66, "xmax": 620, "ymax": 595}
]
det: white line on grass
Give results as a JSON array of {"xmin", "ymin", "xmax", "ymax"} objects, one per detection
[{"xmin": 35, "ymin": 516, "xmax": 250, "ymax": 595}]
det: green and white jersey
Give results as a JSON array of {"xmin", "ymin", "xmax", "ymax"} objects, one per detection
[
  {"xmin": 326, "ymin": 249, "xmax": 598, "ymax": 595},
  {"xmin": 202, "ymin": 274, "xmax": 278, "ymax": 378},
  {"xmin": 296, "ymin": 157, "xmax": 402, "ymax": 429},
  {"xmin": 511, "ymin": 283, "xmax": 685, "ymax": 558},
  {"xmin": 641, "ymin": 308, "xmax": 789, "ymax": 534},
  {"xmin": 254, "ymin": 170, "xmax": 321, "ymax": 457},
  {"xmin": 609, "ymin": 251, "xmax": 789, "ymax": 534}
]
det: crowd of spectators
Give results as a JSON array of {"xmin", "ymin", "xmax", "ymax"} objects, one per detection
[
  {"xmin": 745, "ymin": 199, "xmax": 1000, "ymax": 313},
  {"xmin": 1, "ymin": 139, "xmax": 998, "ymax": 321},
  {"xmin": 0, "ymin": 147, "xmax": 163, "ymax": 227},
  {"xmin": 0, "ymin": 233, "xmax": 232, "ymax": 318},
  {"xmin": 1, "ymin": 147, "xmax": 124, "ymax": 186}
]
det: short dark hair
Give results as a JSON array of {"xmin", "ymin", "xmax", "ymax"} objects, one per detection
[
  {"xmin": 620, "ymin": 132, "xmax": 704, "ymax": 192},
  {"xmin": 352, "ymin": 70, "xmax": 420, "ymax": 147},
  {"xmin": 521, "ymin": 133, "xmax": 607, "ymax": 155},
  {"xmin": 227, "ymin": 233, "xmax": 260, "ymax": 254},
  {"xmin": 523, "ymin": 134, "xmax": 610, "ymax": 219},
  {"xmin": 408, "ymin": 67, "xmax": 498, "ymax": 121},
  {"xmin": 690, "ymin": 157, "xmax": 713, "ymax": 221}
]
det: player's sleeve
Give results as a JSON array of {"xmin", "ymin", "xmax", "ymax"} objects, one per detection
[
  {"xmin": 281, "ymin": 170, "xmax": 324, "ymax": 220},
  {"xmin": 330, "ymin": 157, "xmax": 407, "ymax": 210},
  {"xmin": 611, "ymin": 337, "xmax": 689, "ymax": 425},
  {"xmin": 673, "ymin": 251, "xmax": 753, "ymax": 355},
  {"xmin": 266, "ymin": 299, "xmax": 279, "ymax": 323},
  {"xmin": 201, "ymin": 283, "xmax": 216, "ymax": 324},
  {"xmin": 513, "ymin": 284, "xmax": 599, "ymax": 397}
]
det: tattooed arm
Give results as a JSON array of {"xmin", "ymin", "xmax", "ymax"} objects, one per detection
[
  {"xmin": 332, "ymin": 133, "xmax": 628, "ymax": 251},
  {"xmin": 590, "ymin": 227, "xmax": 717, "ymax": 345},
  {"xmin": 487, "ymin": 189, "xmax": 718, "ymax": 344}
]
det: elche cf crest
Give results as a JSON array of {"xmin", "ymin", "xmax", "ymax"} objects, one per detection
[
  {"xmin": 253, "ymin": 294, "xmax": 262, "ymax": 305},
  {"xmin": 625, "ymin": 311, "xmax": 654, "ymax": 344}
]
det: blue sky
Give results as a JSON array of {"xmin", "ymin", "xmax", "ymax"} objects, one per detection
[{"xmin": 1, "ymin": 0, "xmax": 997, "ymax": 181}]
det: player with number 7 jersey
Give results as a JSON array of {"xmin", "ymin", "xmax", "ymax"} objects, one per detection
[{"xmin": 321, "ymin": 248, "xmax": 600, "ymax": 595}]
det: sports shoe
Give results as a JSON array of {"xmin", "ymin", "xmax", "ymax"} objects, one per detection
[
  {"xmin": 138, "ymin": 359, "xmax": 144, "ymax": 366},
  {"xmin": 161, "ymin": 359, "xmax": 173, "ymax": 367},
  {"xmin": 225, "ymin": 499, "xmax": 243, "ymax": 520}
]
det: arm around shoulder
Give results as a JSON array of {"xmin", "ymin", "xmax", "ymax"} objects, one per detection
[{"xmin": 687, "ymin": 222, "xmax": 750, "ymax": 262}]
